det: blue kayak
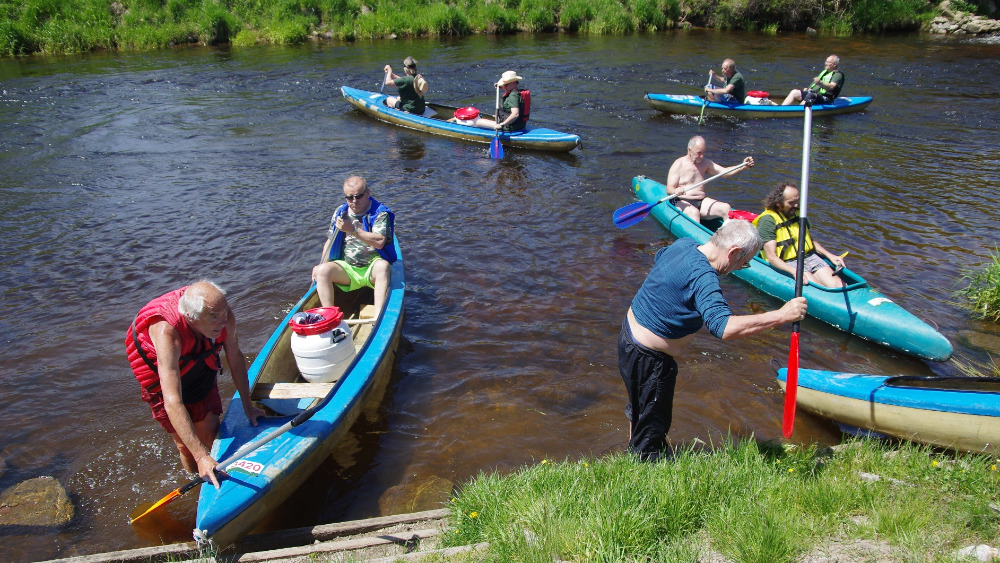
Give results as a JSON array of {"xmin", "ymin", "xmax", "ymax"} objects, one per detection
[
  {"xmin": 777, "ymin": 368, "xmax": 1000, "ymax": 454},
  {"xmin": 341, "ymin": 85, "xmax": 581, "ymax": 152},
  {"xmin": 645, "ymin": 93, "xmax": 873, "ymax": 119},
  {"xmin": 631, "ymin": 175, "xmax": 952, "ymax": 362},
  {"xmin": 194, "ymin": 237, "xmax": 405, "ymax": 549}
]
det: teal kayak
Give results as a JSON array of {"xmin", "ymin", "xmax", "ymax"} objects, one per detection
[
  {"xmin": 777, "ymin": 367, "xmax": 1000, "ymax": 454},
  {"xmin": 194, "ymin": 237, "xmax": 405, "ymax": 549},
  {"xmin": 341, "ymin": 85, "xmax": 581, "ymax": 152},
  {"xmin": 645, "ymin": 93, "xmax": 873, "ymax": 119},
  {"xmin": 631, "ymin": 175, "xmax": 952, "ymax": 362}
]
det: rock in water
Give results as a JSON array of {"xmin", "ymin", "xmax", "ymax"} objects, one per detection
[{"xmin": 0, "ymin": 476, "xmax": 74, "ymax": 526}]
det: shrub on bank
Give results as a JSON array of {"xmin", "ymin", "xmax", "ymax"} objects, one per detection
[
  {"xmin": 956, "ymin": 246, "xmax": 1000, "ymax": 323},
  {"xmin": 0, "ymin": 0, "xmax": 962, "ymax": 56}
]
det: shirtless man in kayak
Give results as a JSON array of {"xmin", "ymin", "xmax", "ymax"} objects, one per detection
[{"xmin": 667, "ymin": 135, "xmax": 754, "ymax": 223}]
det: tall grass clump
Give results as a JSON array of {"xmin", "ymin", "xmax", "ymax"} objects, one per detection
[
  {"xmin": 444, "ymin": 438, "xmax": 1000, "ymax": 560},
  {"xmin": 841, "ymin": 0, "xmax": 934, "ymax": 32},
  {"xmin": 956, "ymin": 246, "xmax": 1000, "ymax": 323}
]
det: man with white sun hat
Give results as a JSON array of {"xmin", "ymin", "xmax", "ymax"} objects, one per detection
[{"xmin": 475, "ymin": 70, "xmax": 528, "ymax": 132}]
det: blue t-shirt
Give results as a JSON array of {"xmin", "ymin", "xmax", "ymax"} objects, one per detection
[{"xmin": 630, "ymin": 238, "xmax": 732, "ymax": 339}]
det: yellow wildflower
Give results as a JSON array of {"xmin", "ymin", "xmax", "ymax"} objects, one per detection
[
  {"xmin": 469, "ymin": 511, "xmax": 479, "ymax": 519},
  {"xmin": 932, "ymin": 460, "xmax": 939, "ymax": 467}
]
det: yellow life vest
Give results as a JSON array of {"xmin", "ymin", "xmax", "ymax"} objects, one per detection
[{"xmin": 752, "ymin": 209, "xmax": 814, "ymax": 261}]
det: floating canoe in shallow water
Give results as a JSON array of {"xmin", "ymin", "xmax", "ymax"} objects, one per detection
[
  {"xmin": 777, "ymin": 367, "xmax": 1000, "ymax": 455},
  {"xmin": 341, "ymin": 85, "xmax": 581, "ymax": 152},
  {"xmin": 194, "ymin": 237, "xmax": 405, "ymax": 549},
  {"xmin": 644, "ymin": 93, "xmax": 873, "ymax": 118},
  {"xmin": 630, "ymin": 175, "xmax": 953, "ymax": 362}
]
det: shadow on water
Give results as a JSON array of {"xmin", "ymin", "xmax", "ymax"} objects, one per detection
[{"xmin": 1, "ymin": 31, "xmax": 999, "ymax": 560}]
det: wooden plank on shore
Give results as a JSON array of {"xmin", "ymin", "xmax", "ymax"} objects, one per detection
[
  {"xmin": 40, "ymin": 509, "xmax": 452, "ymax": 563},
  {"xmin": 215, "ymin": 527, "xmax": 442, "ymax": 562},
  {"xmin": 234, "ymin": 508, "xmax": 451, "ymax": 552}
]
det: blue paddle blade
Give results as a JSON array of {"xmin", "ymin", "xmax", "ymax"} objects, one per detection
[
  {"xmin": 612, "ymin": 201, "xmax": 654, "ymax": 229},
  {"xmin": 489, "ymin": 135, "xmax": 503, "ymax": 159}
]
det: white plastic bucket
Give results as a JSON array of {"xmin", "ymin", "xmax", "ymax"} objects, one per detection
[{"xmin": 288, "ymin": 307, "xmax": 356, "ymax": 383}]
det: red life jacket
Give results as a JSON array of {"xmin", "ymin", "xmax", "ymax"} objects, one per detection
[
  {"xmin": 519, "ymin": 89, "xmax": 531, "ymax": 122},
  {"xmin": 125, "ymin": 287, "xmax": 225, "ymax": 400}
]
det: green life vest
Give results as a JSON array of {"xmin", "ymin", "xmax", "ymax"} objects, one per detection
[
  {"xmin": 753, "ymin": 209, "xmax": 814, "ymax": 261},
  {"xmin": 812, "ymin": 69, "xmax": 841, "ymax": 96}
]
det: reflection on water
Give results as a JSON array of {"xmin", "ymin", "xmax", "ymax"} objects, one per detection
[{"xmin": 1, "ymin": 31, "xmax": 999, "ymax": 561}]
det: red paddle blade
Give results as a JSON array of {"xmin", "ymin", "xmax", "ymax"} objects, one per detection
[
  {"xmin": 612, "ymin": 201, "xmax": 653, "ymax": 228},
  {"xmin": 782, "ymin": 332, "xmax": 800, "ymax": 438}
]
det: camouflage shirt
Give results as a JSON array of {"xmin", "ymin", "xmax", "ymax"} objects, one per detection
[{"xmin": 328, "ymin": 209, "xmax": 392, "ymax": 268}]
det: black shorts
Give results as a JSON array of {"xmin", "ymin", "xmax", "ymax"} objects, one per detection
[
  {"xmin": 801, "ymin": 89, "xmax": 834, "ymax": 104},
  {"xmin": 617, "ymin": 320, "xmax": 678, "ymax": 462}
]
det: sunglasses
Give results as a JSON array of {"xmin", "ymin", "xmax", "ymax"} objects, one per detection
[{"xmin": 345, "ymin": 189, "xmax": 368, "ymax": 201}]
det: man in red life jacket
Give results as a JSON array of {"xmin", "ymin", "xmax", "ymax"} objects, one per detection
[{"xmin": 125, "ymin": 281, "xmax": 264, "ymax": 487}]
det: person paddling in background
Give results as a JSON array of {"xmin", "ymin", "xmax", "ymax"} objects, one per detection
[
  {"xmin": 781, "ymin": 54, "xmax": 844, "ymax": 106},
  {"xmin": 312, "ymin": 176, "xmax": 397, "ymax": 317},
  {"xmin": 753, "ymin": 182, "xmax": 846, "ymax": 288},
  {"xmin": 667, "ymin": 135, "xmax": 754, "ymax": 223},
  {"xmin": 384, "ymin": 56, "xmax": 428, "ymax": 115},
  {"xmin": 705, "ymin": 58, "xmax": 746, "ymax": 103},
  {"xmin": 125, "ymin": 281, "xmax": 265, "ymax": 488},
  {"xmin": 619, "ymin": 220, "xmax": 808, "ymax": 461},
  {"xmin": 475, "ymin": 70, "xmax": 527, "ymax": 132}
]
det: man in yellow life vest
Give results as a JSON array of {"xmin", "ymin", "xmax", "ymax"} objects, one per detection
[
  {"xmin": 781, "ymin": 54, "xmax": 844, "ymax": 106},
  {"xmin": 753, "ymin": 182, "xmax": 846, "ymax": 288}
]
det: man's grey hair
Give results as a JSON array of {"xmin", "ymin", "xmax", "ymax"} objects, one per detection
[
  {"xmin": 687, "ymin": 135, "xmax": 705, "ymax": 151},
  {"xmin": 178, "ymin": 280, "xmax": 226, "ymax": 320},
  {"xmin": 709, "ymin": 219, "xmax": 763, "ymax": 256}
]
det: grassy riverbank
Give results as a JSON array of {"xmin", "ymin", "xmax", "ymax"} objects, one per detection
[
  {"xmin": 0, "ymin": 0, "xmax": 981, "ymax": 57},
  {"xmin": 957, "ymin": 247, "xmax": 1000, "ymax": 324},
  {"xmin": 440, "ymin": 438, "xmax": 999, "ymax": 561}
]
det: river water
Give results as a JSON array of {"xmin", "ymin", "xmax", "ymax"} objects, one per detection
[{"xmin": 1, "ymin": 31, "xmax": 999, "ymax": 560}]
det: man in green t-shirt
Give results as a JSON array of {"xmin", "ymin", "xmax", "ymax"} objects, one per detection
[
  {"xmin": 706, "ymin": 58, "xmax": 746, "ymax": 103},
  {"xmin": 383, "ymin": 56, "xmax": 427, "ymax": 115}
]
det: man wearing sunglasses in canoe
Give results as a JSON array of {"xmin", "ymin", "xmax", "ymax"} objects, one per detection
[{"xmin": 312, "ymin": 176, "xmax": 397, "ymax": 317}]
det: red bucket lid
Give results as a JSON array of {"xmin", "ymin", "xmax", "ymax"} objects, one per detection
[
  {"xmin": 729, "ymin": 209, "xmax": 759, "ymax": 221},
  {"xmin": 288, "ymin": 307, "xmax": 344, "ymax": 336},
  {"xmin": 454, "ymin": 106, "xmax": 480, "ymax": 120},
  {"xmin": 746, "ymin": 90, "xmax": 769, "ymax": 98}
]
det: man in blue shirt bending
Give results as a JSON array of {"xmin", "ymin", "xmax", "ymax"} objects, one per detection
[{"xmin": 618, "ymin": 220, "xmax": 808, "ymax": 461}]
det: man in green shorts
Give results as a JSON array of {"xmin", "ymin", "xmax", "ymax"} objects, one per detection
[{"xmin": 311, "ymin": 176, "xmax": 397, "ymax": 316}]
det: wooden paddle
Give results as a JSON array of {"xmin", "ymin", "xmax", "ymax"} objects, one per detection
[
  {"xmin": 698, "ymin": 70, "xmax": 712, "ymax": 125},
  {"xmin": 129, "ymin": 384, "xmax": 324, "ymax": 525},
  {"xmin": 782, "ymin": 102, "xmax": 813, "ymax": 439},
  {"xmin": 489, "ymin": 85, "xmax": 503, "ymax": 159},
  {"xmin": 612, "ymin": 162, "xmax": 749, "ymax": 229}
]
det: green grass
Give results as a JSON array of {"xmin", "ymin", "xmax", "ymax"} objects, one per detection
[
  {"xmin": 442, "ymin": 438, "xmax": 1000, "ymax": 561},
  {"xmin": 0, "ymin": 0, "xmax": 953, "ymax": 56},
  {"xmin": 956, "ymin": 246, "xmax": 1000, "ymax": 324}
]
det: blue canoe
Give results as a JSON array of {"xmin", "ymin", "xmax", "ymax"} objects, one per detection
[
  {"xmin": 194, "ymin": 237, "xmax": 405, "ymax": 548},
  {"xmin": 777, "ymin": 368, "xmax": 1000, "ymax": 454},
  {"xmin": 341, "ymin": 85, "xmax": 581, "ymax": 152},
  {"xmin": 644, "ymin": 93, "xmax": 873, "ymax": 119},
  {"xmin": 631, "ymin": 176, "xmax": 952, "ymax": 362}
]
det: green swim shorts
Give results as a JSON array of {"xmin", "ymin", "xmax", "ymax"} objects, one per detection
[{"xmin": 333, "ymin": 259, "xmax": 380, "ymax": 292}]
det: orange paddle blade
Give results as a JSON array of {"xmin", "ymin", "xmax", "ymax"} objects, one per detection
[
  {"xmin": 782, "ymin": 332, "xmax": 800, "ymax": 439},
  {"xmin": 128, "ymin": 488, "xmax": 182, "ymax": 525}
]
